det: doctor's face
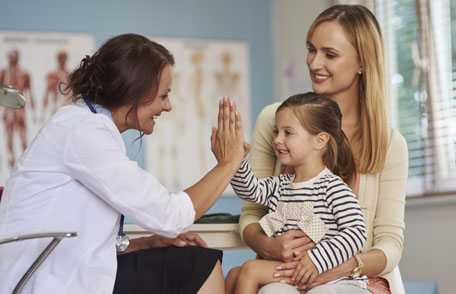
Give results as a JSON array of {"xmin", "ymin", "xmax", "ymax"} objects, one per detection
[{"xmin": 136, "ymin": 65, "xmax": 173, "ymax": 134}]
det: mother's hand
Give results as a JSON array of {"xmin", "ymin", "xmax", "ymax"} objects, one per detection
[
  {"xmin": 211, "ymin": 97, "xmax": 244, "ymax": 165},
  {"xmin": 306, "ymin": 257, "xmax": 355, "ymax": 289},
  {"xmin": 274, "ymin": 255, "xmax": 356, "ymax": 291},
  {"xmin": 265, "ymin": 230, "xmax": 315, "ymax": 262}
]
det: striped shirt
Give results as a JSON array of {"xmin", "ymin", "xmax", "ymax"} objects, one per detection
[{"xmin": 231, "ymin": 160, "xmax": 367, "ymax": 274}]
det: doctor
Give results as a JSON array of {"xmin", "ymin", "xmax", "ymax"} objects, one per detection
[{"xmin": 0, "ymin": 34, "xmax": 245, "ymax": 294}]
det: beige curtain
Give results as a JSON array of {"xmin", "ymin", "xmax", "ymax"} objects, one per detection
[{"xmin": 415, "ymin": 0, "xmax": 453, "ymax": 192}]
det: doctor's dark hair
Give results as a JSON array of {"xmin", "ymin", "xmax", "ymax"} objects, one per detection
[
  {"xmin": 277, "ymin": 92, "xmax": 356, "ymax": 184},
  {"xmin": 66, "ymin": 33, "xmax": 174, "ymax": 115}
]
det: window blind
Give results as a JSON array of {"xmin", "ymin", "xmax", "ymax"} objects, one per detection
[{"xmin": 376, "ymin": 0, "xmax": 456, "ymax": 196}]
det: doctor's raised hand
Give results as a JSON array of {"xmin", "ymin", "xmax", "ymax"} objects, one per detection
[{"xmin": 211, "ymin": 96, "xmax": 245, "ymax": 166}]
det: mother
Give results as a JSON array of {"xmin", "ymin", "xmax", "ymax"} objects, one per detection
[
  {"xmin": 240, "ymin": 5, "xmax": 408, "ymax": 294},
  {"xmin": 0, "ymin": 34, "xmax": 244, "ymax": 294}
]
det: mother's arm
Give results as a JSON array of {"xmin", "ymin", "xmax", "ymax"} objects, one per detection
[{"xmin": 363, "ymin": 130, "xmax": 408, "ymax": 276}]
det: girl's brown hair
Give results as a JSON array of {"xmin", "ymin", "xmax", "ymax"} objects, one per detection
[
  {"xmin": 307, "ymin": 5, "xmax": 388, "ymax": 174},
  {"xmin": 278, "ymin": 92, "xmax": 356, "ymax": 183}
]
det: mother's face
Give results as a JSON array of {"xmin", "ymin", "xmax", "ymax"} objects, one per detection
[{"xmin": 306, "ymin": 21, "xmax": 362, "ymax": 100}]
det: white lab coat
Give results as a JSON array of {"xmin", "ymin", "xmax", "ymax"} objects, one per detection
[{"xmin": 0, "ymin": 102, "xmax": 195, "ymax": 294}]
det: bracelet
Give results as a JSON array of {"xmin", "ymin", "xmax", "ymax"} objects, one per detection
[{"xmin": 350, "ymin": 254, "xmax": 364, "ymax": 278}]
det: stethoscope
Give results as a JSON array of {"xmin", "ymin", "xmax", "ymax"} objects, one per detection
[{"xmin": 83, "ymin": 96, "xmax": 130, "ymax": 252}]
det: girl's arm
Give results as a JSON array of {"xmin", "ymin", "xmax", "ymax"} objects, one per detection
[
  {"xmin": 307, "ymin": 178, "xmax": 367, "ymax": 274},
  {"xmin": 231, "ymin": 160, "xmax": 283, "ymax": 208},
  {"xmin": 320, "ymin": 131, "xmax": 408, "ymax": 280}
]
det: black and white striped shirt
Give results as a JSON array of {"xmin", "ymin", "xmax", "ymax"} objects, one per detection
[{"xmin": 231, "ymin": 160, "xmax": 367, "ymax": 274}]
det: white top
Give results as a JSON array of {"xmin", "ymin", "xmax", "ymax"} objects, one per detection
[{"xmin": 0, "ymin": 102, "xmax": 195, "ymax": 294}]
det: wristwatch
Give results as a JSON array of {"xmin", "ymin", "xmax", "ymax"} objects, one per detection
[{"xmin": 350, "ymin": 254, "xmax": 364, "ymax": 278}]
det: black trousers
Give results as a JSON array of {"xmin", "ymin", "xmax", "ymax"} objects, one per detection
[{"xmin": 113, "ymin": 246, "xmax": 222, "ymax": 294}]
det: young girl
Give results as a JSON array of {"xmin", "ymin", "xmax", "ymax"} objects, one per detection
[{"xmin": 226, "ymin": 92, "xmax": 369, "ymax": 294}]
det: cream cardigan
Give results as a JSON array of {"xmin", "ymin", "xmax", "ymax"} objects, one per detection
[{"xmin": 239, "ymin": 103, "xmax": 408, "ymax": 294}]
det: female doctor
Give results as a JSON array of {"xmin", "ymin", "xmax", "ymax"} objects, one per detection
[{"xmin": 0, "ymin": 33, "xmax": 245, "ymax": 294}]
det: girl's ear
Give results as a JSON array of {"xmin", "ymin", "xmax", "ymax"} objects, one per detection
[{"xmin": 314, "ymin": 132, "xmax": 329, "ymax": 150}]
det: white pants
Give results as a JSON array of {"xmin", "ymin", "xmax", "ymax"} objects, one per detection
[{"xmin": 258, "ymin": 280, "xmax": 369, "ymax": 294}]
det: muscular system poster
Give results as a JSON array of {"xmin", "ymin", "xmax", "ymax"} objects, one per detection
[
  {"xmin": 0, "ymin": 31, "xmax": 94, "ymax": 182},
  {"xmin": 145, "ymin": 37, "xmax": 251, "ymax": 194}
]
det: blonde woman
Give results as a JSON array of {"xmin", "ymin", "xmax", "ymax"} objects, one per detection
[{"xmin": 239, "ymin": 5, "xmax": 408, "ymax": 294}]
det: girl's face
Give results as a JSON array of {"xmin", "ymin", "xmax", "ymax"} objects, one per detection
[
  {"xmin": 306, "ymin": 21, "xmax": 361, "ymax": 100},
  {"xmin": 135, "ymin": 65, "xmax": 173, "ymax": 134},
  {"xmin": 273, "ymin": 107, "xmax": 320, "ymax": 167}
]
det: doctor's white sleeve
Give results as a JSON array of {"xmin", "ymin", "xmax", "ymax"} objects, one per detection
[{"xmin": 62, "ymin": 119, "xmax": 195, "ymax": 238}]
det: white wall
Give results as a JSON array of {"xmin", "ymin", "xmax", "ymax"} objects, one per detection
[
  {"xmin": 272, "ymin": 0, "xmax": 331, "ymax": 100},
  {"xmin": 401, "ymin": 196, "xmax": 456, "ymax": 294}
]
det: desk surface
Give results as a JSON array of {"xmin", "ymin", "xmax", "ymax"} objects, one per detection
[{"xmin": 125, "ymin": 223, "xmax": 246, "ymax": 250}]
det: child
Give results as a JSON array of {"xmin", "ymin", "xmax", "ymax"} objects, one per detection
[{"xmin": 226, "ymin": 92, "xmax": 368, "ymax": 294}]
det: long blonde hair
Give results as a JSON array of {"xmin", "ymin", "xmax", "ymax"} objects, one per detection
[{"xmin": 307, "ymin": 5, "xmax": 389, "ymax": 174}]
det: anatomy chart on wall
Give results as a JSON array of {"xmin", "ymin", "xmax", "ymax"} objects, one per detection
[
  {"xmin": 145, "ymin": 37, "xmax": 251, "ymax": 193},
  {"xmin": 0, "ymin": 31, "xmax": 94, "ymax": 182}
]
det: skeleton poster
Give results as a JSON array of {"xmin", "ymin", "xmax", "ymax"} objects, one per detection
[
  {"xmin": 0, "ymin": 31, "xmax": 94, "ymax": 182},
  {"xmin": 145, "ymin": 37, "xmax": 251, "ymax": 193}
]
